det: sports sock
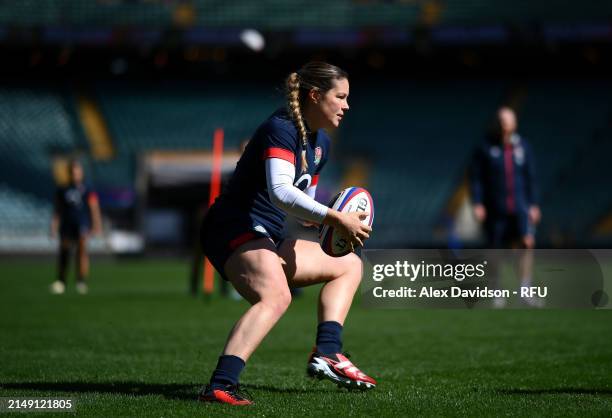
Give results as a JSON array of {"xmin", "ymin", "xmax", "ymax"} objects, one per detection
[
  {"xmin": 316, "ymin": 321, "xmax": 343, "ymax": 354},
  {"xmin": 209, "ymin": 355, "xmax": 245, "ymax": 389},
  {"xmin": 58, "ymin": 247, "xmax": 69, "ymax": 284},
  {"xmin": 521, "ymin": 277, "xmax": 532, "ymax": 287}
]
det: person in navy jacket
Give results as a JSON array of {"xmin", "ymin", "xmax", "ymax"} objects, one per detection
[
  {"xmin": 470, "ymin": 107, "xmax": 542, "ymax": 306},
  {"xmin": 470, "ymin": 106, "xmax": 541, "ymax": 248}
]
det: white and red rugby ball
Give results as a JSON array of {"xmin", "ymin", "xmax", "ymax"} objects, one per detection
[{"xmin": 319, "ymin": 187, "xmax": 374, "ymax": 257}]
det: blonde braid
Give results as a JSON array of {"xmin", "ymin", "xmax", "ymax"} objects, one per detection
[{"xmin": 286, "ymin": 72, "xmax": 309, "ymax": 173}]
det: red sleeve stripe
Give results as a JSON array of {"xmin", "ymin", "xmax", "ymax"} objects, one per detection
[
  {"xmin": 263, "ymin": 147, "xmax": 295, "ymax": 164},
  {"xmin": 311, "ymin": 175, "xmax": 320, "ymax": 186}
]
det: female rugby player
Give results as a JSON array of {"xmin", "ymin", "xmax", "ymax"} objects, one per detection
[
  {"xmin": 199, "ymin": 62, "xmax": 376, "ymax": 405},
  {"xmin": 50, "ymin": 160, "xmax": 102, "ymax": 295}
]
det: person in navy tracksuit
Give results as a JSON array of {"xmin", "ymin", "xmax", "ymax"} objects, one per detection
[
  {"xmin": 470, "ymin": 106, "xmax": 542, "ymax": 306},
  {"xmin": 198, "ymin": 62, "xmax": 376, "ymax": 405},
  {"xmin": 50, "ymin": 160, "xmax": 102, "ymax": 295}
]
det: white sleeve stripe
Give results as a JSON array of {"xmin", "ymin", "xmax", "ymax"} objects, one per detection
[{"xmin": 265, "ymin": 158, "xmax": 328, "ymax": 223}]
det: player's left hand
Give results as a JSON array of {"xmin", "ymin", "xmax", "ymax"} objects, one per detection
[{"xmin": 528, "ymin": 205, "xmax": 541, "ymax": 225}]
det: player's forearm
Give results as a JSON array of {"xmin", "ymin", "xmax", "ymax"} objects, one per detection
[
  {"xmin": 269, "ymin": 182, "xmax": 328, "ymax": 222},
  {"xmin": 266, "ymin": 158, "xmax": 329, "ymax": 223},
  {"xmin": 304, "ymin": 184, "xmax": 317, "ymax": 200}
]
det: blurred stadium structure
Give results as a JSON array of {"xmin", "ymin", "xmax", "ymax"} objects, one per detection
[{"xmin": 0, "ymin": 0, "xmax": 611, "ymax": 254}]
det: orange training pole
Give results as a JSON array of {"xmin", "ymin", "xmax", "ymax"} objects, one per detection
[{"xmin": 203, "ymin": 128, "xmax": 224, "ymax": 295}]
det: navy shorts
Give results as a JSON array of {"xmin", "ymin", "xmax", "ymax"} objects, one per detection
[
  {"xmin": 59, "ymin": 222, "xmax": 90, "ymax": 240},
  {"xmin": 200, "ymin": 207, "xmax": 284, "ymax": 281},
  {"xmin": 485, "ymin": 213, "xmax": 534, "ymax": 248}
]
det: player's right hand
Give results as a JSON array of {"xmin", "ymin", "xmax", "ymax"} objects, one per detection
[
  {"xmin": 473, "ymin": 204, "xmax": 487, "ymax": 222},
  {"xmin": 336, "ymin": 211, "xmax": 371, "ymax": 248}
]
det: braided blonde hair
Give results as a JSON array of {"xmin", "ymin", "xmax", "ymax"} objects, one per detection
[
  {"xmin": 285, "ymin": 62, "xmax": 348, "ymax": 173},
  {"xmin": 286, "ymin": 72, "xmax": 309, "ymax": 172}
]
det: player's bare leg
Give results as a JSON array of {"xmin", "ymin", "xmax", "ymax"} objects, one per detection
[
  {"xmin": 518, "ymin": 236, "xmax": 543, "ymax": 307},
  {"xmin": 222, "ymin": 238, "xmax": 292, "ymax": 361},
  {"xmin": 278, "ymin": 239, "xmax": 361, "ymax": 324},
  {"xmin": 201, "ymin": 238, "xmax": 290, "ymax": 405},
  {"xmin": 278, "ymin": 239, "xmax": 376, "ymax": 389},
  {"xmin": 51, "ymin": 238, "xmax": 71, "ymax": 294},
  {"xmin": 75, "ymin": 236, "xmax": 89, "ymax": 294},
  {"xmin": 519, "ymin": 245, "xmax": 534, "ymax": 287},
  {"xmin": 59, "ymin": 238, "xmax": 72, "ymax": 280}
]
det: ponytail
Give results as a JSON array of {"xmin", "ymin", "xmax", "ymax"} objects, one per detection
[{"xmin": 286, "ymin": 72, "xmax": 309, "ymax": 172}]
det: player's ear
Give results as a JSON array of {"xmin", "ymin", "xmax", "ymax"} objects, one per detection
[{"xmin": 308, "ymin": 89, "xmax": 321, "ymax": 104}]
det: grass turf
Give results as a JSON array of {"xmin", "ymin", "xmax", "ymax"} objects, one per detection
[{"xmin": 0, "ymin": 258, "xmax": 611, "ymax": 417}]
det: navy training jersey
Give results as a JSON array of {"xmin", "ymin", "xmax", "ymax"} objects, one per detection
[
  {"xmin": 213, "ymin": 108, "xmax": 330, "ymax": 240},
  {"xmin": 469, "ymin": 134, "xmax": 538, "ymax": 216},
  {"xmin": 55, "ymin": 184, "xmax": 97, "ymax": 227}
]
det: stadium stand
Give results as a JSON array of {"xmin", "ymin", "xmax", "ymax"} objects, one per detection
[
  {"xmin": 94, "ymin": 81, "xmax": 282, "ymax": 154},
  {"xmin": 0, "ymin": 85, "xmax": 82, "ymax": 242},
  {"xmin": 441, "ymin": 0, "xmax": 610, "ymax": 24},
  {"xmin": 0, "ymin": 85, "xmax": 82, "ymax": 200},
  {"xmin": 1, "ymin": 1, "xmax": 611, "ymax": 29},
  {"xmin": 1, "ymin": 79, "xmax": 611, "ymax": 248},
  {"xmin": 340, "ymin": 80, "xmax": 506, "ymax": 246},
  {"xmin": 0, "ymin": 184, "xmax": 51, "ymax": 236},
  {"xmin": 518, "ymin": 81, "xmax": 612, "ymax": 243}
]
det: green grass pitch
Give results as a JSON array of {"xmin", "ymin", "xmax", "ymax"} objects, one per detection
[{"xmin": 1, "ymin": 259, "xmax": 611, "ymax": 417}]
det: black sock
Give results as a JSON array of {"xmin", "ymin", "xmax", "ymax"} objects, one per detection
[
  {"xmin": 58, "ymin": 247, "xmax": 69, "ymax": 284},
  {"xmin": 209, "ymin": 355, "xmax": 245, "ymax": 389},
  {"xmin": 316, "ymin": 321, "xmax": 343, "ymax": 354}
]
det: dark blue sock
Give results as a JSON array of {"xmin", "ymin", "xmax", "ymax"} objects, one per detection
[
  {"xmin": 209, "ymin": 355, "xmax": 245, "ymax": 389},
  {"xmin": 316, "ymin": 321, "xmax": 343, "ymax": 354}
]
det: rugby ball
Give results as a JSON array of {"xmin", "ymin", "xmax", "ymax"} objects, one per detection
[{"xmin": 319, "ymin": 187, "xmax": 374, "ymax": 257}]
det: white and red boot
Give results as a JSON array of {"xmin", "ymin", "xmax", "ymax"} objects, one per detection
[{"xmin": 307, "ymin": 349, "xmax": 377, "ymax": 390}]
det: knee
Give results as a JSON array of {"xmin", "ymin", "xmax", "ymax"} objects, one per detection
[
  {"xmin": 262, "ymin": 288, "xmax": 292, "ymax": 318},
  {"xmin": 339, "ymin": 252, "xmax": 362, "ymax": 282}
]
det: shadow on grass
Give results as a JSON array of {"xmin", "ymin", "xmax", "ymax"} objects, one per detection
[
  {"xmin": 241, "ymin": 383, "xmax": 341, "ymax": 394},
  {"xmin": 497, "ymin": 388, "xmax": 612, "ymax": 396},
  {"xmin": 0, "ymin": 382, "xmax": 199, "ymax": 401},
  {"xmin": 0, "ymin": 381, "xmax": 331, "ymax": 400}
]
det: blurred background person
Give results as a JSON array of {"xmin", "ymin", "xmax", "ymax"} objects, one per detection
[
  {"xmin": 50, "ymin": 160, "xmax": 102, "ymax": 295},
  {"xmin": 470, "ymin": 106, "xmax": 542, "ymax": 307}
]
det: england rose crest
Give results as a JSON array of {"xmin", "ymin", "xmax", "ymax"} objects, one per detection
[{"xmin": 314, "ymin": 146, "xmax": 322, "ymax": 165}]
